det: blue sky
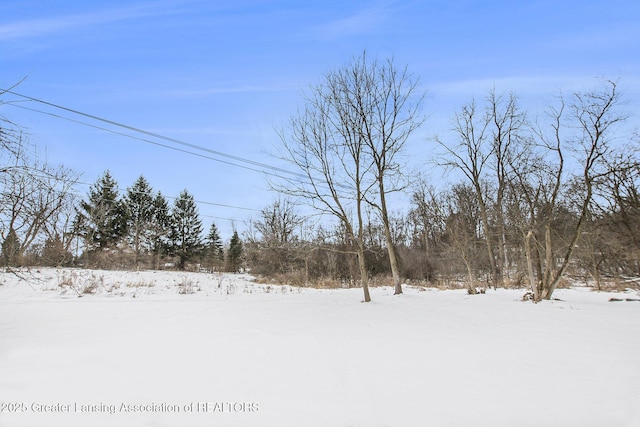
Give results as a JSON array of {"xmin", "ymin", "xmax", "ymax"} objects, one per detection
[{"xmin": 1, "ymin": 0, "xmax": 639, "ymax": 239}]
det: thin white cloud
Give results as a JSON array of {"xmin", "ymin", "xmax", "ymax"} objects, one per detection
[
  {"xmin": 168, "ymin": 84, "xmax": 295, "ymax": 97},
  {"xmin": 430, "ymin": 75, "xmax": 625, "ymax": 99},
  {"xmin": 547, "ymin": 23, "xmax": 640, "ymax": 52},
  {"xmin": 0, "ymin": 1, "xmax": 180, "ymax": 41},
  {"xmin": 311, "ymin": 2, "xmax": 391, "ymax": 40}
]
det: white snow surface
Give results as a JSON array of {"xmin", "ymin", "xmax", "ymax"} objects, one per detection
[{"xmin": 0, "ymin": 268, "xmax": 639, "ymax": 427}]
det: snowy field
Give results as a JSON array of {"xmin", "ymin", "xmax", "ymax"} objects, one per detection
[{"xmin": 0, "ymin": 268, "xmax": 639, "ymax": 427}]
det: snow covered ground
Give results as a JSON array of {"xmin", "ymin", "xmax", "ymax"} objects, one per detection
[{"xmin": 0, "ymin": 268, "xmax": 639, "ymax": 427}]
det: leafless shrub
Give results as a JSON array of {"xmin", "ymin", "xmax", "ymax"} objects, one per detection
[
  {"xmin": 57, "ymin": 270, "xmax": 104, "ymax": 295},
  {"xmin": 177, "ymin": 277, "xmax": 199, "ymax": 294},
  {"xmin": 127, "ymin": 280, "xmax": 154, "ymax": 288},
  {"xmin": 215, "ymin": 272, "xmax": 224, "ymax": 289}
]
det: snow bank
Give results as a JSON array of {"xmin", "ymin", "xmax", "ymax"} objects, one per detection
[{"xmin": 0, "ymin": 268, "xmax": 639, "ymax": 427}]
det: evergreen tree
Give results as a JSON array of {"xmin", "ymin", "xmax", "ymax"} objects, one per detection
[
  {"xmin": 125, "ymin": 175, "xmax": 154, "ymax": 266},
  {"xmin": 206, "ymin": 222, "xmax": 224, "ymax": 270},
  {"xmin": 226, "ymin": 230, "xmax": 243, "ymax": 272},
  {"xmin": 74, "ymin": 171, "xmax": 128, "ymax": 253},
  {"xmin": 149, "ymin": 191, "xmax": 172, "ymax": 269},
  {"xmin": 169, "ymin": 189, "xmax": 203, "ymax": 269},
  {"xmin": 42, "ymin": 233, "xmax": 71, "ymax": 266},
  {"xmin": 1, "ymin": 228, "xmax": 21, "ymax": 267}
]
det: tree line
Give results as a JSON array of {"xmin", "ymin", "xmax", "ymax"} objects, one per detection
[
  {"xmin": 70, "ymin": 171, "xmax": 244, "ymax": 272},
  {"xmin": 0, "ymin": 159, "xmax": 243, "ymax": 272},
  {"xmin": 2, "ymin": 54, "xmax": 639, "ymax": 302},
  {"xmin": 267, "ymin": 53, "xmax": 638, "ymax": 302}
]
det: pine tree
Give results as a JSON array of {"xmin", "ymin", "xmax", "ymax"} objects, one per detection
[
  {"xmin": 149, "ymin": 191, "xmax": 172, "ymax": 269},
  {"xmin": 169, "ymin": 189, "xmax": 203, "ymax": 270},
  {"xmin": 206, "ymin": 222, "xmax": 224, "ymax": 271},
  {"xmin": 74, "ymin": 171, "xmax": 128, "ymax": 253},
  {"xmin": 42, "ymin": 233, "xmax": 71, "ymax": 266},
  {"xmin": 1, "ymin": 228, "xmax": 21, "ymax": 267},
  {"xmin": 125, "ymin": 175, "xmax": 154, "ymax": 266},
  {"xmin": 226, "ymin": 230, "xmax": 243, "ymax": 272}
]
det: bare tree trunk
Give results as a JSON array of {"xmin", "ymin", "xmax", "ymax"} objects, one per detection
[
  {"xmin": 524, "ymin": 231, "xmax": 539, "ymax": 301},
  {"xmin": 435, "ymin": 99, "xmax": 502, "ymax": 289},
  {"xmin": 357, "ymin": 243, "xmax": 371, "ymax": 302},
  {"xmin": 378, "ymin": 184, "xmax": 402, "ymax": 294},
  {"xmin": 355, "ymin": 172, "xmax": 372, "ymax": 302},
  {"xmin": 464, "ymin": 258, "xmax": 476, "ymax": 294},
  {"xmin": 475, "ymin": 185, "xmax": 500, "ymax": 289},
  {"xmin": 531, "ymin": 80, "xmax": 623, "ymax": 302},
  {"xmin": 498, "ymin": 209, "xmax": 509, "ymax": 282},
  {"xmin": 274, "ymin": 52, "xmax": 424, "ymax": 302}
]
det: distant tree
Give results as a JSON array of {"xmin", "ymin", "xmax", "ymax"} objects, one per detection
[
  {"xmin": 1, "ymin": 228, "xmax": 21, "ymax": 267},
  {"xmin": 41, "ymin": 233, "xmax": 72, "ymax": 266},
  {"xmin": 405, "ymin": 183, "xmax": 448, "ymax": 280},
  {"xmin": 444, "ymin": 183, "xmax": 484, "ymax": 294},
  {"xmin": 0, "ymin": 124, "xmax": 79, "ymax": 264},
  {"xmin": 205, "ymin": 222, "xmax": 224, "ymax": 270},
  {"xmin": 277, "ymin": 52, "xmax": 425, "ymax": 299},
  {"xmin": 516, "ymin": 80, "xmax": 628, "ymax": 301},
  {"xmin": 355, "ymin": 54, "xmax": 425, "ymax": 295},
  {"xmin": 590, "ymin": 153, "xmax": 640, "ymax": 277},
  {"xmin": 124, "ymin": 175, "xmax": 154, "ymax": 267},
  {"xmin": 254, "ymin": 199, "xmax": 301, "ymax": 245},
  {"xmin": 169, "ymin": 189, "xmax": 203, "ymax": 270},
  {"xmin": 435, "ymin": 90, "xmax": 529, "ymax": 289},
  {"xmin": 248, "ymin": 199, "xmax": 304, "ymax": 275},
  {"xmin": 226, "ymin": 230, "xmax": 243, "ymax": 272},
  {"xmin": 149, "ymin": 191, "xmax": 172, "ymax": 268},
  {"xmin": 74, "ymin": 170, "xmax": 128, "ymax": 255},
  {"xmin": 408, "ymin": 182, "xmax": 447, "ymax": 253},
  {"xmin": 277, "ymin": 53, "xmax": 384, "ymax": 301}
]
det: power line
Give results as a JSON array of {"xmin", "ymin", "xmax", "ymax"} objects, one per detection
[
  {"xmin": 2, "ymin": 89, "xmax": 311, "ymax": 181},
  {"xmin": 6, "ymin": 103, "xmax": 291, "ymax": 179},
  {"xmin": 1, "ymin": 88, "xmax": 352, "ymax": 198}
]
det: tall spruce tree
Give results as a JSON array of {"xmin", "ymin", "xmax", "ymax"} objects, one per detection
[
  {"xmin": 170, "ymin": 189, "xmax": 203, "ymax": 269},
  {"xmin": 125, "ymin": 175, "xmax": 154, "ymax": 266},
  {"xmin": 74, "ymin": 171, "xmax": 128, "ymax": 253},
  {"xmin": 42, "ymin": 233, "xmax": 71, "ymax": 266},
  {"xmin": 226, "ymin": 230, "xmax": 243, "ymax": 272},
  {"xmin": 149, "ymin": 191, "xmax": 172, "ymax": 269},
  {"xmin": 1, "ymin": 228, "xmax": 21, "ymax": 267},
  {"xmin": 206, "ymin": 222, "xmax": 224, "ymax": 270}
]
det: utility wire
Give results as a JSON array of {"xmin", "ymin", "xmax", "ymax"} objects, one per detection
[
  {"xmin": 2, "ymin": 89, "xmax": 351, "ymax": 194},
  {"xmin": 2, "ymin": 89, "xmax": 311, "ymax": 180},
  {"xmin": 7, "ymin": 103, "xmax": 288, "ymax": 179}
]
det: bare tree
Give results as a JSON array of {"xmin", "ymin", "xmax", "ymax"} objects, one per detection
[
  {"xmin": 254, "ymin": 198, "xmax": 303, "ymax": 245},
  {"xmin": 276, "ymin": 57, "xmax": 375, "ymax": 301},
  {"xmin": 436, "ymin": 90, "xmax": 529, "ymax": 289},
  {"xmin": 0, "ymin": 79, "xmax": 28, "ymax": 161},
  {"xmin": 487, "ymin": 89, "xmax": 528, "ymax": 283},
  {"xmin": 408, "ymin": 181, "xmax": 447, "ymax": 255},
  {"xmin": 0, "ymin": 135, "xmax": 79, "ymax": 266},
  {"xmin": 353, "ymin": 54, "xmax": 425, "ymax": 294},
  {"xmin": 439, "ymin": 184, "xmax": 483, "ymax": 293},
  {"xmin": 591, "ymin": 152, "xmax": 640, "ymax": 277},
  {"xmin": 517, "ymin": 79, "xmax": 628, "ymax": 301},
  {"xmin": 245, "ymin": 198, "xmax": 305, "ymax": 277},
  {"xmin": 275, "ymin": 52, "xmax": 424, "ymax": 300},
  {"xmin": 435, "ymin": 99, "xmax": 501, "ymax": 287}
]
